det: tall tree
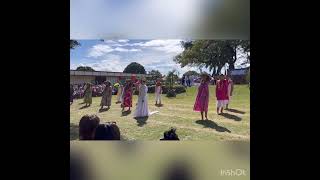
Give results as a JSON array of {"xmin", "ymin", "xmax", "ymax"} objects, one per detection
[
  {"xmin": 148, "ymin": 70, "xmax": 163, "ymax": 80},
  {"xmin": 76, "ymin": 66, "xmax": 95, "ymax": 71},
  {"xmin": 70, "ymin": 40, "xmax": 80, "ymax": 49},
  {"xmin": 174, "ymin": 40, "xmax": 250, "ymax": 76},
  {"xmin": 183, "ymin": 70, "xmax": 199, "ymax": 77},
  {"xmin": 123, "ymin": 62, "xmax": 146, "ymax": 74}
]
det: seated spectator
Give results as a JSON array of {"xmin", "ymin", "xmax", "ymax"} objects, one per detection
[
  {"xmin": 94, "ymin": 122, "xmax": 121, "ymax": 140},
  {"xmin": 160, "ymin": 128, "xmax": 180, "ymax": 141},
  {"xmin": 79, "ymin": 115, "xmax": 100, "ymax": 140}
]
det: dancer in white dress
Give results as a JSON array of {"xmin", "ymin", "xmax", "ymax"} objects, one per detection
[
  {"xmin": 134, "ymin": 80, "xmax": 150, "ymax": 117},
  {"xmin": 155, "ymin": 80, "xmax": 162, "ymax": 105}
]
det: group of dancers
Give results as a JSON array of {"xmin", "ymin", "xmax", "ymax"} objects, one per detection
[
  {"xmin": 79, "ymin": 79, "xmax": 163, "ymax": 118},
  {"xmin": 193, "ymin": 73, "xmax": 233, "ymax": 120},
  {"xmin": 75, "ymin": 73, "xmax": 233, "ymax": 121}
]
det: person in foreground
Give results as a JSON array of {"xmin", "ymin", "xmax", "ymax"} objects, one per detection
[
  {"xmin": 193, "ymin": 73, "xmax": 210, "ymax": 120},
  {"xmin": 94, "ymin": 122, "xmax": 121, "ymax": 140},
  {"xmin": 79, "ymin": 114, "xmax": 100, "ymax": 140},
  {"xmin": 160, "ymin": 128, "xmax": 180, "ymax": 140},
  {"xmin": 134, "ymin": 79, "xmax": 150, "ymax": 118}
]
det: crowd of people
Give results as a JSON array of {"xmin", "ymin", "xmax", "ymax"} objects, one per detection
[
  {"xmin": 78, "ymin": 114, "xmax": 179, "ymax": 140},
  {"xmin": 71, "ymin": 73, "xmax": 234, "ymax": 140}
]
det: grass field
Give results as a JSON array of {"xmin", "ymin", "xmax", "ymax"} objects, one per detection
[{"xmin": 70, "ymin": 85, "xmax": 250, "ymax": 141}]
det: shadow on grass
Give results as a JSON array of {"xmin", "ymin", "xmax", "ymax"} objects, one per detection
[
  {"xmin": 79, "ymin": 105, "xmax": 90, "ymax": 109},
  {"xmin": 70, "ymin": 123, "xmax": 79, "ymax": 140},
  {"xmin": 225, "ymin": 108, "xmax": 245, "ymax": 114},
  {"xmin": 79, "ymin": 102, "xmax": 85, "ymax": 105},
  {"xmin": 99, "ymin": 107, "xmax": 110, "ymax": 113},
  {"xmin": 121, "ymin": 110, "xmax": 131, "ymax": 116},
  {"xmin": 134, "ymin": 116, "xmax": 148, "ymax": 127},
  {"xmin": 220, "ymin": 113, "xmax": 242, "ymax": 121},
  {"xmin": 155, "ymin": 104, "xmax": 164, "ymax": 107},
  {"xmin": 195, "ymin": 120, "xmax": 231, "ymax": 133}
]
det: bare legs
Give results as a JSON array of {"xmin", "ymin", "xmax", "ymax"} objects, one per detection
[{"xmin": 200, "ymin": 111, "xmax": 208, "ymax": 120}]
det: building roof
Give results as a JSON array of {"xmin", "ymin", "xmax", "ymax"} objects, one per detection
[{"xmin": 70, "ymin": 70, "xmax": 152, "ymax": 77}]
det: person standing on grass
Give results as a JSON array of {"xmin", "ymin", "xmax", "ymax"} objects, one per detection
[
  {"xmin": 122, "ymin": 79, "xmax": 133, "ymax": 112},
  {"xmin": 100, "ymin": 81, "xmax": 112, "ymax": 110},
  {"xmin": 216, "ymin": 74, "xmax": 227, "ymax": 114},
  {"xmin": 155, "ymin": 80, "xmax": 162, "ymax": 105},
  {"xmin": 134, "ymin": 79, "xmax": 150, "ymax": 117},
  {"xmin": 225, "ymin": 75, "xmax": 234, "ymax": 110},
  {"xmin": 83, "ymin": 83, "xmax": 93, "ymax": 107},
  {"xmin": 193, "ymin": 73, "xmax": 210, "ymax": 120},
  {"xmin": 116, "ymin": 83, "xmax": 124, "ymax": 103}
]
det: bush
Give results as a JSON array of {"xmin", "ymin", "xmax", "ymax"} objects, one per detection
[
  {"xmin": 166, "ymin": 89, "xmax": 176, "ymax": 97},
  {"xmin": 147, "ymin": 85, "xmax": 186, "ymax": 94}
]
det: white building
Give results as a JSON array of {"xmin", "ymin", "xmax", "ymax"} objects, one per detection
[{"xmin": 70, "ymin": 70, "xmax": 152, "ymax": 84}]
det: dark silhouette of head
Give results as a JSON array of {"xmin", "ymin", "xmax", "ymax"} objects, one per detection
[
  {"xmin": 94, "ymin": 122, "xmax": 121, "ymax": 140},
  {"xmin": 160, "ymin": 128, "xmax": 180, "ymax": 141},
  {"xmin": 79, "ymin": 115, "xmax": 100, "ymax": 140}
]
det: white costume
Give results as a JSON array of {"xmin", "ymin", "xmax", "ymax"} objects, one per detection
[
  {"xmin": 134, "ymin": 84, "xmax": 149, "ymax": 117},
  {"xmin": 117, "ymin": 85, "xmax": 123, "ymax": 102},
  {"xmin": 155, "ymin": 85, "xmax": 162, "ymax": 104}
]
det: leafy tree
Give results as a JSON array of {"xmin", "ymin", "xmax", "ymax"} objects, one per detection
[
  {"xmin": 148, "ymin": 70, "xmax": 163, "ymax": 81},
  {"xmin": 123, "ymin": 62, "xmax": 146, "ymax": 74},
  {"xmin": 76, "ymin": 66, "xmax": 95, "ymax": 71},
  {"xmin": 70, "ymin": 40, "xmax": 80, "ymax": 49},
  {"xmin": 174, "ymin": 40, "xmax": 250, "ymax": 76}
]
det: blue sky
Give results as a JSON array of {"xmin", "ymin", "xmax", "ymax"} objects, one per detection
[{"xmin": 70, "ymin": 39, "xmax": 248, "ymax": 76}]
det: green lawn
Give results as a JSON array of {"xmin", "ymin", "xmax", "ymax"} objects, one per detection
[{"xmin": 70, "ymin": 85, "xmax": 250, "ymax": 141}]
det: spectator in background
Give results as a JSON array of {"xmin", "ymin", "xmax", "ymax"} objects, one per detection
[
  {"xmin": 70, "ymin": 84, "xmax": 74, "ymax": 105},
  {"xmin": 182, "ymin": 75, "xmax": 186, "ymax": 87},
  {"xmin": 186, "ymin": 75, "xmax": 191, "ymax": 87},
  {"xmin": 155, "ymin": 80, "xmax": 163, "ymax": 106}
]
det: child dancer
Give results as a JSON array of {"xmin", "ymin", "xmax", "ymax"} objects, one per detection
[
  {"xmin": 155, "ymin": 80, "xmax": 162, "ymax": 105},
  {"xmin": 134, "ymin": 79, "xmax": 150, "ymax": 117},
  {"xmin": 100, "ymin": 81, "xmax": 112, "ymax": 110},
  {"xmin": 216, "ymin": 75, "xmax": 227, "ymax": 114},
  {"xmin": 193, "ymin": 73, "xmax": 210, "ymax": 120},
  {"xmin": 122, "ymin": 80, "xmax": 133, "ymax": 112},
  {"xmin": 116, "ymin": 83, "xmax": 123, "ymax": 103}
]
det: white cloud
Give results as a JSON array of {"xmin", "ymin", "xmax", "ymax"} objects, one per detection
[
  {"xmin": 88, "ymin": 44, "xmax": 141, "ymax": 58},
  {"xmin": 118, "ymin": 39, "xmax": 129, "ymax": 43},
  {"xmin": 88, "ymin": 44, "xmax": 114, "ymax": 58},
  {"xmin": 130, "ymin": 39, "xmax": 184, "ymax": 54}
]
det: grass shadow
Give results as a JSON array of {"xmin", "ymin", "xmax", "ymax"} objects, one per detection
[
  {"xmin": 225, "ymin": 108, "xmax": 245, "ymax": 114},
  {"xmin": 99, "ymin": 107, "xmax": 110, "ymax": 113},
  {"xmin": 79, "ymin": 105, "xmax": 90, "ymax": 109},
  {"xmin": 155, "ymin": 104, "xmax": 164, "ymax": 107},
  {"xmin": 79, "ymin": 102, "xmax": 85, "ymax": 105},
  {"xmin": 134, "ymin": 116, "xmax": 149, "ymax": 127},
  {"xmin": 121, "ymin": 110, "xmax": 131, "ymax": 116},
  {"xmin": 220, "ymin": 113, "xmax": 242, "ymax": 121},
  {"xmin": 70, "ymin": 123, "xmax": 79, "ymax": 140},
  {"xmin": 195, "ymin": 120, "xmax": 231, "ymax": 133}
]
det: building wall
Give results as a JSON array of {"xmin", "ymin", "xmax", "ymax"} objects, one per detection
[{"xmin": 70, "ymin": 75, "xmax": 95, "ymax": 84}]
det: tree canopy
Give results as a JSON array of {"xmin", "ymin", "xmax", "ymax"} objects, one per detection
[
  {"xmin": 70, "ymin": 40, "xmax": 80, "ymax": 49},
  {"xmin": 123, "ymin": 62, "xmax": 146, "ymax": 74},
  {"xmin": 148, "ymin": 70, "xmax": 163, "ymax": 80},
  {"xmin": 76, "ymin": 66, "xmax": 95, "ymax": 71},
  {"xmin": 174, "ymin": 40, "xmax": 250, "ymax": 76},
  {"xmin": 183, "ymin": 70, "xmax": 199, "ymax": 77}
]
